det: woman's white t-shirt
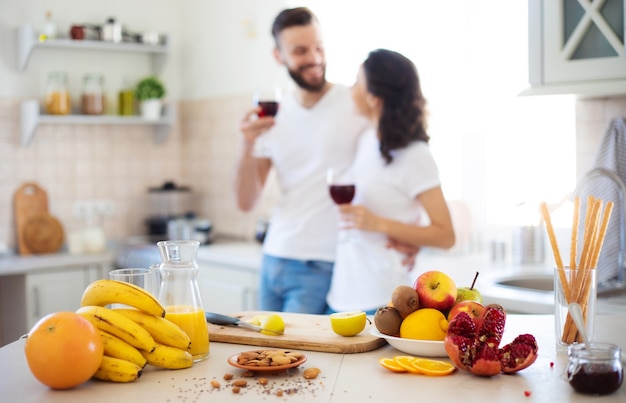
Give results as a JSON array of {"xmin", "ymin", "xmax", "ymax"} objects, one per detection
[{"xmin": 326, "ymin": 128, "xmax": 441, "ymax": 312}]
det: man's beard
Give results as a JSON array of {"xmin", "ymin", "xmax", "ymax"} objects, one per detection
[{"xmin": 287, "ymin": 64, "xmax": 327, "ymax": 92}]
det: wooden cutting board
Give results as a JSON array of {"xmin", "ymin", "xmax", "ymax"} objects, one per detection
[
  {"xmin": 13, "ymin": 182, "xmax": 50, "ymax": 255},
  {"xmin": 23, "ymin": 212, "xmax": 64, "ymax": 254},
  {"xmin": 207, "ymin": 311, "xmax": 387, "ymax": 354}
]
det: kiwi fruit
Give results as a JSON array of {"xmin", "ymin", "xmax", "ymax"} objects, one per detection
[
  {"xmin": 374, "ymin": 306, "xmax": 403, "ymax": 337},
  {"xmin": 391, "ymin": 285, "xmax": 419, "ymax": 319}
]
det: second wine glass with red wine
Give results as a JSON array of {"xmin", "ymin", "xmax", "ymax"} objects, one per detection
[
  {"xmin": 253, "ymin": 87, "xmax": 282, "ymax": 117},
  {"xmin": 327, "ymin": 168, "xmax": 355, "ymax": 242}
]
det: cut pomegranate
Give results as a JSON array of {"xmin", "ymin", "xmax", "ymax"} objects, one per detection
[
  {"xmin": 445, "ymin": 304, "xmax": 538, "ymax": 377},
  {"xmin": 499, "ymin": 334, "xmax": 538, "ymax": 374}
]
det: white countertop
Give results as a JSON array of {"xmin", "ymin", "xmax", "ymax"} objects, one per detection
[
  {"xmin": 0, "ymin": 251, "xmax": 115, "ymax": 276},
  {"xmin": 0, "ymin": 314, "xmax": 624, "ymax": 402}
]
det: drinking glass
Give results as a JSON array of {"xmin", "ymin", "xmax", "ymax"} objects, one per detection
[
  {"xmin": 327, "ymin": 167, "xmax": 356, "ymax": 242},
  {"xmin": 253, "ymin": 86, "xmax": 281, "ymax": 117},
  {"xmin": 554, "ymin": 266, "xmax": 596, "ymax": 351},
  {"xmin": 109, "ymin": 267, "xmax": 160, "ymax": 299}
]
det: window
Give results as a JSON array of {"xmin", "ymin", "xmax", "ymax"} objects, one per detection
[{"xmin": 290, "ymin": 0, "xmax": 576, "ymax": 243}]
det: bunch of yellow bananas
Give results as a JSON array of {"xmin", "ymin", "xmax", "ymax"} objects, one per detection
[{"xmin": 77, "ymin": 279, "xmax": 194, "ymax": 383}]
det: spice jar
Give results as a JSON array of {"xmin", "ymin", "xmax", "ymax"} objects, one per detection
[
  {"xmin": 44, "ymin": 72, "xmax": 71, "ymax": 115},
  {"xmin": 81, "ymin": 74, "xmax": 105, "ymax": 115},
  {"xmin": 118, "ymin": 78, "xmax": 135, "ymax": 116},
  {"xmin": 567, "ymin": 342, "xmax": 623, "ymax": 395},
  {"xmin": 157, "ymin": 240, "xmax": 209, "ymax": 362}
]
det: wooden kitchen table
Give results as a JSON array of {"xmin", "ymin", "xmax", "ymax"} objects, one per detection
[{"xmin": 0, "ymin": 315, "xmax": 624, "ymax": 402}]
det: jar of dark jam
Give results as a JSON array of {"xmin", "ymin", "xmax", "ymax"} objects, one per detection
[{"xmin": 567, "ymin": 342, "xmax": 623, "ymax": 395}]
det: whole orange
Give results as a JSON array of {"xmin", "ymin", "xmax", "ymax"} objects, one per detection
[{"xmin": 24, "ymin": 311, "xmax": 103, "ymax": 389}]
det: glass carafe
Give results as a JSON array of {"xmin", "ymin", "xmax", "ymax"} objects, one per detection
[{"xmin": 157, "ymin": 240, "xmax": 209, "ymax": 362}]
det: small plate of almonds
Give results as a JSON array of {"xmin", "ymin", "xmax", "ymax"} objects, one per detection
[{"xmin": 227, "ymin": 349, "xmax": 307, "ymax": 372}]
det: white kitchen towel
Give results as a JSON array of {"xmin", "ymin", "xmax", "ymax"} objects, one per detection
[{"xmin": 577, "ymin": 117, "xmax": 626, "ymax": 285}]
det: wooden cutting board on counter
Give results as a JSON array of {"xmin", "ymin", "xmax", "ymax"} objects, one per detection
[
  {"xmin": 207, "ymin": 311, "xmax": 386, "ymax": 354},
  {"xmin": 13, "ymin": 182, "xmax": 64, "ymax": 255}
]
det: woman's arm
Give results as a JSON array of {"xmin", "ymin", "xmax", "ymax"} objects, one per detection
[{"xmin": 339, "ymin": 186, "xmax": 456, "ymax": 249}]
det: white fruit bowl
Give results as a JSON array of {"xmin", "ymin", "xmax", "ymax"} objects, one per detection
[{"xmin": 370, "ymin": 328, "xmax": 448, "ymax": 357}]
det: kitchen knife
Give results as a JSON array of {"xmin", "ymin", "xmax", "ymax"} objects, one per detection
[{"xmin": 205, "ymin": 312, "xmax": 283, "ymax": 335}]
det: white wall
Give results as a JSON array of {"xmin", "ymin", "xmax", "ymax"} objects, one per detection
[{"xmin": 180, "ymin": 0, "xmax": 290, "ymax": 99}]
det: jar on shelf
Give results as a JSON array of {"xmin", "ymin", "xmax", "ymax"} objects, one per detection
[
  {"xmin": 81, "ymin": 73, "xmax": 105, "ymax": 115},
  {"xmin": 118, "ymin": 78, "xmax": 135, "ymax": 116},
  {"xmin": 44, "ymin": 71, "xmax": 71, "ymax": 115}
]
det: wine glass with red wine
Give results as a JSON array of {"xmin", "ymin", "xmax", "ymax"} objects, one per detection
[
  {"xmin": 327, "ymin": 168, "xmax": 356, "ymax": 241},
  {"xmin": 253, "ymin": 87, "xmax": 282, "ymax": 117}
]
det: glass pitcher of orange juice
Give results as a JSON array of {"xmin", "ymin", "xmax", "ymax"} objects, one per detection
[{"xmin": 157, "ymin": 240, "xmax": 209, "ymax": 362}]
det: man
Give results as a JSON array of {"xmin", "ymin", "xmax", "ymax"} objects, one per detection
[{"xmin": 235, "ymin": 8, "xmax": 414, "ymax": 314}]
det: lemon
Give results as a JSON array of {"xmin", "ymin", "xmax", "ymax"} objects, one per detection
[
  {"xmin": 249, "ymin": 315, "xmax": 266, "ymax": 326},
  {"xmin": 399, "ymin": 308, "xmax": 448, "ymax": 341},
  {"xmin": 258, "ymin": 314, "xmax": 285, "ymax": 336},
  {"xmin": 329, "ymin": 311, "xmax": 367, "ymax": 336}
]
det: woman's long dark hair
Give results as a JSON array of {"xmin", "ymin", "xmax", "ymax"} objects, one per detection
[{"xmin": 363, "ymin": 49, "xmax": 429, "ymax": 164}]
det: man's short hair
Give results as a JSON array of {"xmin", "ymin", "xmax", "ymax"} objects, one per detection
[{"xmin": 271, "ymin": 7, "xmax": 318, "ymax": 46}]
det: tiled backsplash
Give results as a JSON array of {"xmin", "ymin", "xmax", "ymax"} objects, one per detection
[
  {"xmin": 575, "ymin": 96, "xmax": 626, "ymax": 177},
  {"xmin": 1, "ymin": 94, "xmax": 625, "ymax": 253},
  {"xmin": 0, "ymin": 95, "xmax": 278, "ymax": 252}
]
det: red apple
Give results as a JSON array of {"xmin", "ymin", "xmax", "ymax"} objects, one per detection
[
  {"xmin": 447, "ymin": 300, "xmax": 486, "ymax": 322},
  {"xmin": 413, "ymin": 270, "xmax": 457, "ymax": 312}
]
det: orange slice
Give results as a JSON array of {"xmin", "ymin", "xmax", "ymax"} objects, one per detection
[
  {"xmin": 378, "ymin": 357, "xmax": 407, "ymax": 373},
  {"xmin": 393, "ymin": 356, "xmax": 422, "ymax": 374},
  {"xmin": 410, "ymin": 358, "xmax": 456, "ymax": 376}
]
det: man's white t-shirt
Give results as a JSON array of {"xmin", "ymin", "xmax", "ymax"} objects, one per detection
[
  {"xmin": 254, "ymin": 84, "xmax": 370, "ymax": 262},
  {"xmin": 326, "ymin": 128, "xmax": 442, "ymax": 311}
]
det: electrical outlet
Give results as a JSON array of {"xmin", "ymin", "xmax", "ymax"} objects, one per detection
[
  {"xmin": 96, "ymin": 199, "xmax": 116, "ymax": 216},
  {"xmin": 73, "ymin": 200, "xmax": 95, "ymax": 218}
]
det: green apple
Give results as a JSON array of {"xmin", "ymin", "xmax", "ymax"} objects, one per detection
[{"xmin": 455, "ymin": 271, "xmax": 482, "ymax": 303}]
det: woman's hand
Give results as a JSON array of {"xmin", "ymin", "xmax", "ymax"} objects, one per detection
[{"xmin": 338, "ymin": 204, "xmax": 382, "ymax": 232}]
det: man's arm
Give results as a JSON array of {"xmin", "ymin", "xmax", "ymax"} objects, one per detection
[{"xmin": 234, "ymin": 108, "xmax": 274, "ymax": 212}]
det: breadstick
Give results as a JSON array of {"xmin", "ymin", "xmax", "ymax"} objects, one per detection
[
  {"xmin": 577, "ymin": 196, "xmax": 598, "ymax": 272},
  {"xmin": 569, "ymin": 196, "xmax": 580, "ymax": 270},
  {"xmin": 540, "ymin": 202, "xmax": 569, "ymax": 302},
  {"xmin": 591, "ymin": 201, "xmax": 614, "ymax": 268}
]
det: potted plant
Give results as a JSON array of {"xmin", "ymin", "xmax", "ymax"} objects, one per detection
[{"xmin": 135, "ymin": 76, "xmax": 166, "ymax": 120}]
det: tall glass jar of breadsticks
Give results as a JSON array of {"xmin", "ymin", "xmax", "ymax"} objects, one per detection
[{"xmin": 541, "ymin": 196, "xmax": 614, "ymax": 351}]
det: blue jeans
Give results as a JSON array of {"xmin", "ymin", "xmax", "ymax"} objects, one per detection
[{"xmin": 258, "ymin": 254, "xmax": 333, "ymax": 314}]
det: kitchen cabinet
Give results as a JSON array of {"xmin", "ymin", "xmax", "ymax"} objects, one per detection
[
  {"xmin": 24, "ymin": 266, "xmax": 105, "ymax": 331},
  {"xmin": 197, "ymin": 262, "xmax": 258, "ymax": 314},
  {"xmin": 16, "ymin": 23, "xmax": 174, "ymax": 147},
  {"xmin": 0, "ymin": 253, "xmax": 114, "ymax": 346},
  {"xmin": 195, "ymin": 242, "xmax": 262, "ymax": 314},
  {"xmin": 525, "ymin": 0, "xmax": 626, "ymax": 97}
]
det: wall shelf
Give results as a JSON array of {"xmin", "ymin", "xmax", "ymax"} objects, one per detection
[
  {"xmin": 20, "ymin": 100, "xmax": 176, "ymax": 146},
  {"xmin": 17, "ymin": 23, "xmax": 169, "ymax": 72}
]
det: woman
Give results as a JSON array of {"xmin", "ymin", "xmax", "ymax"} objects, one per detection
[{"xmin": 326, "ymin": 49, "xmax": 456, "ymax": 314}]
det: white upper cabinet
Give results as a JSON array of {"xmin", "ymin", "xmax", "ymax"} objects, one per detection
[{"xmin": 525, "ymin": 0, "xmax": 626, "ymax": 97}]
